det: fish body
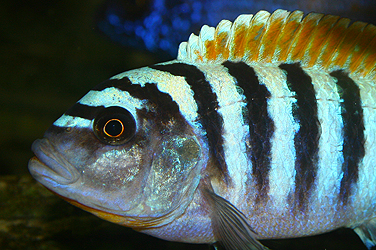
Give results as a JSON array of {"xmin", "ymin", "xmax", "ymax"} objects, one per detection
[
  {"xmin": 29, "ymin": 10, "xmax": 376, "ymax": 249},
  {"xmin": 96, "ymin": 0, "xmax": 376, "ymax": 57}
]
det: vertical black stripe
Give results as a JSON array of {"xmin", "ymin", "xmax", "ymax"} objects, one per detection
[
  {"xmin": 92, "ymin": 77, "xmax": 182, "ymax": 123},
  {"xmin": 330, "ymin": 70, "xmax": 365, "ymax": 204},
  {"xmin": 150, "ymin": 63, "xmax": 228, "ymax": 181},
  {"xmin": 223, "ymin": 61, "xmax": 274, "ymax": 202},
  {"xmin": 279, "ymin": 63, "xmax": 320, "ymax": 210}
]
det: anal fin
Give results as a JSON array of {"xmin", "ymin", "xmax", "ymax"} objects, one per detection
[
  {"xmin": 204, "ymin": 190, "xmax": 269, "ymax": 250},
  {"xmin": 354, "ymin": 217, "xmax": 376, "ymax": 249}
]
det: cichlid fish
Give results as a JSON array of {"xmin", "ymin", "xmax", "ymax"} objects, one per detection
[
  {"xmin": 29, "ymin": 9, "xmax": 376, "ymax": 250},
  {"xmin": 96, "ymin": 0, "xmax": 376, "ymax": 57}
]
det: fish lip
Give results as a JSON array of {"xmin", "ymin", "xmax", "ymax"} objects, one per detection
[{"xmin": 29, "ymin": 138, "xmax": 80, "ymax": 185}]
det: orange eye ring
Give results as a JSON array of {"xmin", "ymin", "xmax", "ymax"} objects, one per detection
[
  {"xmin": 93, "ymin": 106, "xmax": 136, "ymax": 146},
  {"xmin": 103, "ymin": 118, "xmax": 124, "ymax": 138}
]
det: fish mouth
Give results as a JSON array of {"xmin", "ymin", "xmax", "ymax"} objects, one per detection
[{"xmin": 28, "ymin": 138, "xmax": 80, "ymax": 186}]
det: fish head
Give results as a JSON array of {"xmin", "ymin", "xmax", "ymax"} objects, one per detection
[{"xmin": 28, "ymin": 75, "xmax": 203, "ymax": 229}]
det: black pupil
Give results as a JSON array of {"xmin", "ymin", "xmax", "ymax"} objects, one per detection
[{"xmin": 105, "ymin": 120, "xmax": 123, "ymax": 137}]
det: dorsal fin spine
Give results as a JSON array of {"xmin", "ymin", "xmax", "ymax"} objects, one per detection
[
  {"xmin": 199, "ymin": 25, "xmax": 215, "ymax": 62},
  {"xmin": 177, "ymin": 41, "xmax": 188, "ymax": 60},
  {"xmin": 201, "ymin": 25, "xmax": 215, "ymax": 62},
  {"xmin": 258, "ymin": 9, "xmax": 290, "ymax": 64},
  {"xmin": 244, "ymin": 11, "xmax": 270, "ymax": 63},
  {"xmin": 272, "ymin": 10, "xmax": 303, "ymax": 63},
  {"xmin": 356, "ymin": 34, "xmax": 376, "ymax": 77},
  {"xmin": 315, "ymin": 17, "xmax": 349, "ymax": 70},
  {"xmin": 349, "ymin": 24, "xmax": 376, "ymax": 74},
  {"xmin": 302, "ymin": 15, "xmax": 340, "ymax": 68},
  {"xmin": 214, "ymin": 20, "xmax": 232, "ymax": 62},
  {"xmin": 287, "ymin": 13, "xmax": 325, "ymax": 62},
  {"xmin": 188, "ymin": 33, "xmax": 199, "ymax": 62},
  {"xmin": 328, "ymin": 22, "xmax": 367, "ymax": 70},
  {"xmin": 229, "ymin": 14, "xmax": 253, "ymax": 61}
]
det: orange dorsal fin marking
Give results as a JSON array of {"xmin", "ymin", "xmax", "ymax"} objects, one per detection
[
  {"xmin": 349, "ymin": 24, "xmax": 376, "ymax": 74},
  {"xmin": 301, "ymin": 15, "xmax": 341, "ymax": 68},
  {"xmin": 177, "ymin": 9, "xmax": 376, "ymax": 80},
  {"xmin": 272, "ymin": 10, "xmax": 304, "ymax": 62},
  {"xmin": 214, "ymin": 20, "xmax": 232, "ymax": 61},
  {"xmin": 201, "ymin": 25, "xmax": 216, "ymax": 61},
  {"xmin": 240, "ymin": 11, "xmax": 270, "ymax": 62},
  {"xmin": 327, "ymin": 22, "xmax": 367, "ymax": 69},
  {"xmin": 314, "ymin": 17, "xmax": 351, "ymax": 69},
  {"xmin": 228, "ymin": 14, "xmax": 252, "ymax": 60},
  {"xmin": 286, "ymin": 12, "xmax": 325, "ymax": 62},
  {"xmin": 356, "ymin": 34, "xmax": 376, "ymax": 78},
  {"xmin": 258, "ymin": 9, "xmax": 290, "ymax": 63}
]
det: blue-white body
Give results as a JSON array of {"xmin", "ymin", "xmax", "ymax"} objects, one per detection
[{"xmin": 29, "ymin": 9, "xmax": 376, "ymax": 249}]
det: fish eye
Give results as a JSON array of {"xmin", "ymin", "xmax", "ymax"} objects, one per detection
[{"xmin": 93, "ymin": 106, "xmax": 136, "ymax": 145}]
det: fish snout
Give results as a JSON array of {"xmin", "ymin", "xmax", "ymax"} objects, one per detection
[{"xmin": 29, "ymin": 138, "xmax": 80, "ymax": 186}]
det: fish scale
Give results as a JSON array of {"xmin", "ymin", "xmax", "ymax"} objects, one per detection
[{"xmin": 29, "ymin": 9, "xmax": 376, "ymax": 250}]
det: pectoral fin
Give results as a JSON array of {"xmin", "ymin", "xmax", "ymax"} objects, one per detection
[
  {"xmin": 354, "ymin": 217, "xmax": 376, "ymax": 249},
  {"xmin": 204, "ymin": 190, "xmax": 269, "ymax": 250}
]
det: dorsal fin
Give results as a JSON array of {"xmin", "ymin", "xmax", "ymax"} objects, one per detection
[{"xmin": 177, "ymin": 9, "xmax": 376, "ymax": 80}]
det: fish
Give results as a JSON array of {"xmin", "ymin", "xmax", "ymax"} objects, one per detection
[
  {"xmin": 29, "ymin": 9, "xmax": 376, "ymax": 250},
  {"xmin": 95, "ymin": 0, "xmax": 376, "ymax": 57}
]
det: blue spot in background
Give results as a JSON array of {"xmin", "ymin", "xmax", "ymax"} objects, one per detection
[{"xmin": 95, "ymin": 0, "xmax": 376, "ymax": 59}]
